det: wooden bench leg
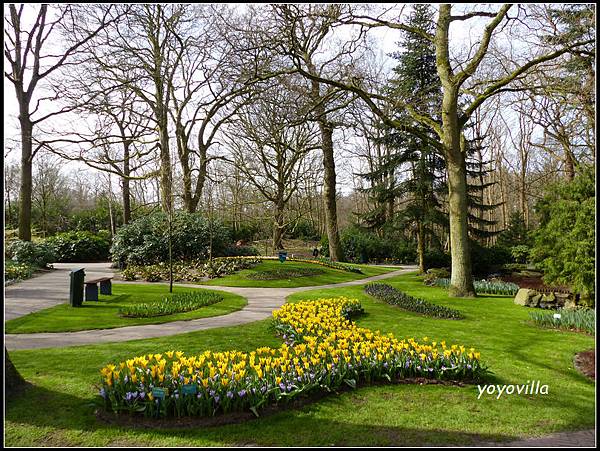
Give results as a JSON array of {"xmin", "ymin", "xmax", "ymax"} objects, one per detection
[
  {"xmin": 85, "ymin": 284, "xmax": 99, "ymax": 302},
  {"xmin": 100, "ymin": 279, "xmax": 112, "ymax": 295}
]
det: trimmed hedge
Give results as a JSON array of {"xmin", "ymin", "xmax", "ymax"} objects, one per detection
[{"xmin": 364, "ymin": 283, "xmax": 464, "ymax": 319}]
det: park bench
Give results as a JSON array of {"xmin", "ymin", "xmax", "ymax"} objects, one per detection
[{"xmin": 84, "ymin": 276, "xmax": 113, "ymax": 301}]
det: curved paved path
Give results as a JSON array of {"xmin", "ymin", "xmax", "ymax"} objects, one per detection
[{"xmin": 5, "ymin": 263, "xmax": 418, "ymax": 350}]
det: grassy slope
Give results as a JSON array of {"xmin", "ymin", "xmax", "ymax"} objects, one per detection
[
  {"xmin": 5, "ymin": 283, "xmax": 247, "ymax": 333},
  {"xmin": 202, "ymin": 259, "xmax": 395, "ymax": 288},
  {"xmin": 5, "ymin": 273, "xmax": 595, "ymax": 446}
]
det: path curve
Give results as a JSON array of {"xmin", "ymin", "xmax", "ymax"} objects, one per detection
[{"xmin": 5, "ymin": 263, "xmax": 418, "ymax": 350}]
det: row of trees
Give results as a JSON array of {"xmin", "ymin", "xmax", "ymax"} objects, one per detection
[{"xmin": 5, "ymin": 4, "xmax": 595, "ymax": 296}]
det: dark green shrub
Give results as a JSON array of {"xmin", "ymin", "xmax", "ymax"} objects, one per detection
[
  {"xmin": 364, "ymin": 283, "xmax": 464, "ymax": 319},
  {"xmin": 45, "ymin": 231, "xmax": 111, "ymax": 262},
  {"xmin": 423, "ymin": 249, "xmax": 451, "ymax": 270},
  {"xmin": 470, "ymin": 241, "xmax": 512, "ymax": 276},
  {"xmin": 287, "ymin": 219, "xmax": 320, "ymax": 241},
  {"xmin": 530, "ymin": 165, "xmax": 595, "ymax": 299},
  {"xmin": 110, "ymin": 212, "xmax": 232, "ymax": 265},
  {"xmin": 510, "ymin": 245, "xmax": 530, "ymax": 264},
  {"xmin": 497, "ymin": 211, "xmax": 531, "ymax": 248},
  {"xmin": 119, "ymin": 291, "xmax": 224, "ymax": 318},
  {"xmin": 6, "ymin": 240, "xmax": 56, "ymax": 268}
]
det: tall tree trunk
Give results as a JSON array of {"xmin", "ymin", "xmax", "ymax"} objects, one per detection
[
  {"xmin": 157, "ymin": 114, "xmax": 173, "ymax": 213},
  {"xmin": 417, "ymin": 220, "xmax": 425, "ymax": 273},
  {"xmin": 273, "ymin": 201, "xmax": 285, "ymax": 250},
  {"xmin": 18, "ymin": 117, "xmax": 33, "ymax": 241},
  {"xmin": 320, "ymin": 121, "xmax": 343, "ymax": 261},
  {"xmin": 122, "ymin": 141, "xmax": 131, "ymax": 224},
  {"xmin": 189, "ymin": 143, "xmax": 209, "ymax": 213},
  {"xmin": 441, "ymin": 90, "xmax": 475, "ymax": 297}
]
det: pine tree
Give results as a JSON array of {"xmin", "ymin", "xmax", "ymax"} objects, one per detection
[{"xmin": 358, "ymin": 4, "xmax": 446, "ymax": 273}]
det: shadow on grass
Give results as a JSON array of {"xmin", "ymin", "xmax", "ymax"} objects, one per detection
[{"xmin": 5, "ymin": 383, "xmax": 518, "ymax": 446}]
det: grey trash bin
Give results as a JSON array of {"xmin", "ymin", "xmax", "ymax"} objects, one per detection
[{"xmin": 70, "ymin": 268, "xmax": 85, "ymax": 307}]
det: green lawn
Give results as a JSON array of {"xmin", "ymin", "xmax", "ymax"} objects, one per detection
[
  {"xmin": 5, "ymin": 273, "xmax": 595, "ymax": 446},
  {"xmin": 5, "ymin": 283, "xmax": 247, "ymax": 334},
  {"xmin": 201, "ymin": 259, "xmax": 396, "ymax": 287}
]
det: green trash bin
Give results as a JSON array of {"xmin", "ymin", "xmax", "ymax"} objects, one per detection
[{"xmin": 70, "ymin": 268, "xmax": 85, "ymax": 307}]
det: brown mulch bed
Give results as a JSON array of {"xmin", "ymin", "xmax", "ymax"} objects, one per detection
[
  {"xmin": 500, "ymin": 274, "xmax": 570, "ymax": 292},
  {"xmin": 573, "ymin": 349, "xmax": 595, "ymax": 380},
  {"xmin": 95, "ymin": 377, "xmax": 468, "ymax": 429}
]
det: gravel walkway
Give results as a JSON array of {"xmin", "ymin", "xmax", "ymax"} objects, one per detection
[{"xmin": 4, "ymin": 262, "xmax": 417, "ymax": 350}]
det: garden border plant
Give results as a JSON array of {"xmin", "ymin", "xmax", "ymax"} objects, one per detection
[
  {"xmin": 98, "ymin": 297, "xmax": 487, "ymax": 420},
  {"xmin": 365, "ymin": 283, "xmax": 465, "ymax": 319},
  {"xmin": 119, "ymin": 291, "xmax": 224, "ymax": 318}
]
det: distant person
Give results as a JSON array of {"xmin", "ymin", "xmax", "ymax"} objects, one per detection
[{"xmin": 312, "ymin": 247, "xmax": 319, "ymax": 258}]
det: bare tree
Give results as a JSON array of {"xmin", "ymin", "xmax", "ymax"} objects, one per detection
[
  {"xmin": 4, "ymin": 4, "xmax": 118, "ymax": 240},
  {"xmin": 226, "ymin": 82, "xmax": 320, "ymax": 250},
  {"xmin": 280, "ymin": 4, "xmax": 593, "ymax": 296}
]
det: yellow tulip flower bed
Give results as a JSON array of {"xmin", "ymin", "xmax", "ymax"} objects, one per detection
[{"xmin": 99, "ymin": 297, "xmax": 488, "ymax": 418}]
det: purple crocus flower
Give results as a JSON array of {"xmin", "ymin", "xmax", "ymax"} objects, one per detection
[
  {"xmin": 99, "ymin": 388, "xmax": 107, "ymax": 399},
  {"xmin": 238, "ymin": 389, "xmax": 247, "ymax": 397},
  {"xmin": 227, "ymin": 391, "xmax": 234, "ymax": 399},
  {"xmin": 214, "ymin": 395, "xmax": 220, "ymax": 403},
  {"xmin": 139, "ymin": 392, "xmax": 145, "ymax": 399},
  {"xmin": 279, "ymin": 383, "xmax": 286, "ymax": 391}
]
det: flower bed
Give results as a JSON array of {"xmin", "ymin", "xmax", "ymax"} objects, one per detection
[
  {"xmin": 119, "ymin": 291, "xmax": 224, "ymax": 318},
  {"xmin": 245, "ymin": 267, "xmax": 325, "ymax": 280},
  {"xmin": 121, "ymin": 257, "xmax": 262, "ymax": 282},
  {"xmin": 99, "ymin": 297, "xmax": 487, "ymax": 418},
  {"xmin": 431, "ymin": 278, "xmax": 519, "ymax": 296},
  {"xmin": 365, "ymin": 283, "xmax": 465, "ymax": 319},
  {"xmin": 529, "ymin": 308, "xmax": 595, "ymax": 334}
]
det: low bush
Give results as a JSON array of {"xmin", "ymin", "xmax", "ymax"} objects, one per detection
[
  {"xmin": 469, "ymin": 242, "xmax": 512, "ymax": 276},
  {"xmin": 99, "ymin": 297, "xmax": 487, "ymax": 418},
  {"xmin": 423, "ymin": 268, "xmax": 451, "ymax": 285},
  {"xmin": 529, "ymin": 308, "xmax": 595, "ymax": 334},
  {"xmin": 510, "ymin": 245, "xmax": 530, "ymax": 264},
  {"xmin": 110, "ymin": 212, "xmax": 232, "ymax": 266},
  {"xmin": 45, "ymin": 230, "xmax": 111, "ymax": 262},
  {"xmin": 245, "ymin": 267, "xmax": 325, "ymax": 280},
  {"xmin": 432, "ymin": 278, "xmax": 519, "ymax": 296},
  {"xmin": 119, "ymin": 291, "xmax": 224, "ymax": 318},
  {"xmin": 364, "ymin": 283, "xmax": 464, "ymax": 319},
  {"xmin": 4, "ymin": 261, "xmax": 35, "ymax": 282},
  {"xmin": 6, "ymin": 239, "xmax": 56, "ymax": 268},
  {"xmin": 122, "ymin": 257, "xmax": 262, "ymax": 282},
  {"xmin": 423, "ymin": 249, "xmax": 451, "ymax": 270}
]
